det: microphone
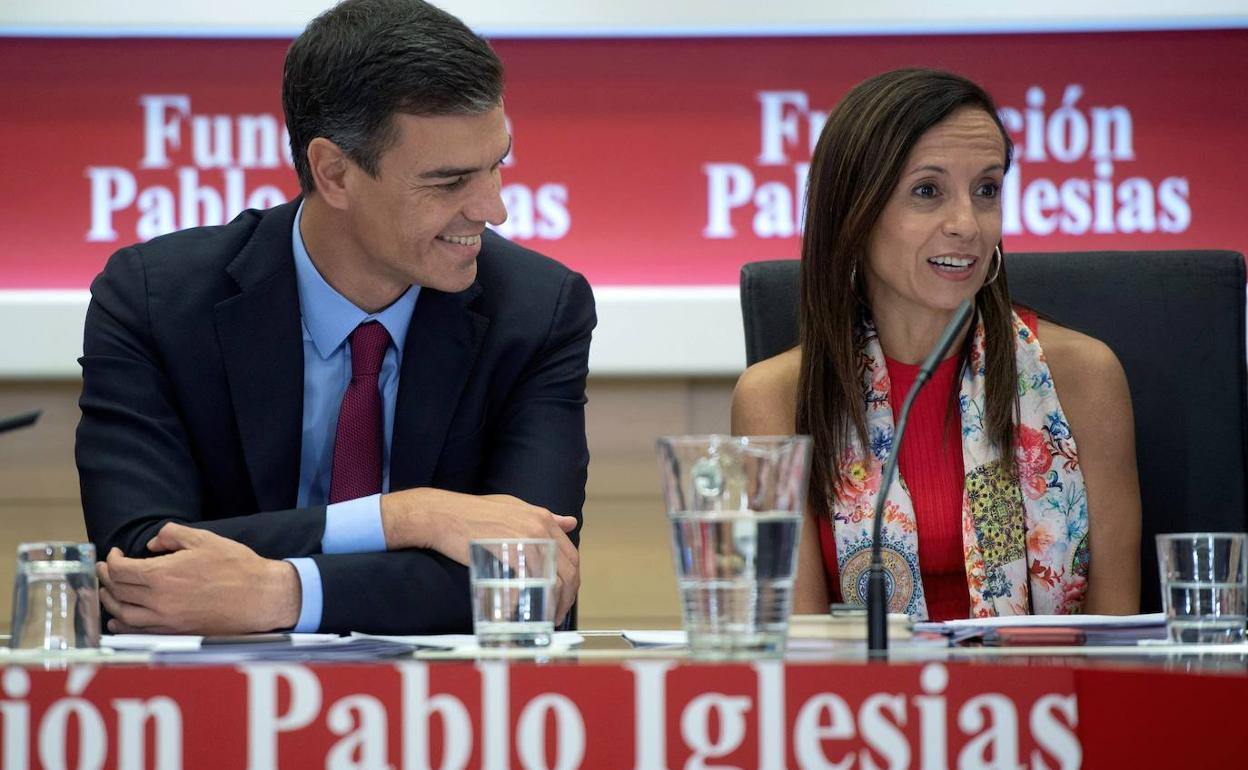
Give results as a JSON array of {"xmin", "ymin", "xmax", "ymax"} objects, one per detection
[
  {"xmin": 0, "ymin": 410, "xmax": 40, "ymax": 435},
  {"xmin": 867, "ymin": 299, "xmax": 974, "ymax": 658}
]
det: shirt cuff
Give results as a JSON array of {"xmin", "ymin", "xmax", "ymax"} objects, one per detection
[
  {"xmin": 322, "ymin": 493, "xmax": 386, "ymax": 554},
  {"xmin": 285, "ymin": 557, "xmax": 323, "ymax": 633}
]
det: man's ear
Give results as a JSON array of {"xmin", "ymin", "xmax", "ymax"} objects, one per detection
[{"xmin": 306, "ymin": 138, "xmax": 352, "ymax": 210}]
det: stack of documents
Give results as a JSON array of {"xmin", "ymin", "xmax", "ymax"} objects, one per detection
[
  {"xmin": 913, "ymin": 613, "xmax": 1167, "ymax": 646},
  {"xmin": 353, "ymin": 631, "xmax": 584, "ymax": 652},
  {"xmin": 103, "ymin": 632, "xmax": 586, "ymax": 660},
  {"xmin": 103, "ymin": 634, "xmax": 417, "ymax": 662},
  {"xmin": 789, "ymin": 613, "xmax": 913, "ymax": 641},
  {"xmin": 622, "ymin": 614, "xmax": 915, "ymax": 650},
  {"xmin": 621, "ymin": 630, "xmax": 686, "ymax": 648}
]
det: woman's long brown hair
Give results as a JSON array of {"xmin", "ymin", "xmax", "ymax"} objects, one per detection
[{"xmin": 796, "ymin": 68, "xmax": 1017, "ymax": 513}]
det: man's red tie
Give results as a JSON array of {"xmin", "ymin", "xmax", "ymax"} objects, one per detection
[{"xmin": 328, "ymin": 321, "xmax": 391, "ymax": 504}]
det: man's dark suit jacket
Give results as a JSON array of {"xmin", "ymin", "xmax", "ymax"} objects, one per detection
[{"xmin": 76, "ymin": 199, "xmax": 595, "ymax": 634}]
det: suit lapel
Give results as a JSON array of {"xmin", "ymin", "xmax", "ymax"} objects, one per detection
[
  {"xmin": 390, "ymin": 284, "xmax": 488, "ymax": 489},
  {"xmin": 213, "ymin": 201, "xmax": 304, "ymax": 511}
]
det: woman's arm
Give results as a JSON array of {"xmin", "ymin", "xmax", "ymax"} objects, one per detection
[
  {"xmin": 1039, "ymin": 321, "xmax": 1142, "ymax": 614},
  {"xmin": 730, "ymin": 349, "xmax": 830, "ymax": 614}
]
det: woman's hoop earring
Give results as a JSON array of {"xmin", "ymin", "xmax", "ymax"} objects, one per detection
[
  {"xmin": 849, "ymin": 262, "xmax": 868, "ymax": 306},
  {"xmin": 984, "ymin": 245, "xmax": 1002, "ymax": 286}
]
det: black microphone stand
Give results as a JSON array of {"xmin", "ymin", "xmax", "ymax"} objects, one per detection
[
  {"xmin": 866, "ymin": 379, "xmax": 921, "ymax": 659},
  {"xmin": 0, "ymin": 410, "xmax": 40, "ymax": 435},
  {"xmin": 867, "ymin": 299, "xmax": 973, "ymax": 659}
]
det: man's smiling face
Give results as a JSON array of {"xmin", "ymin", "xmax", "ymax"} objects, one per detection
[{"xmin": 338, "ymin": 105, "xmax": 511, "ymax": 295}]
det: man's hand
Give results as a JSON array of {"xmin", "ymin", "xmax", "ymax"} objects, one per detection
[
  {"xmin": 380, "ymin": 488, "xmax": 580, "ymax": 623},
  {"xmin": 96, "ymin": 523, "xmax": 301, "ymax": 635}
]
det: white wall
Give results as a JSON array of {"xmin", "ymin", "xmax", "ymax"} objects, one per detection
[
  {"xmin": 2, "ymin": 0, "xmax": 1245, "ymax": 36},
  {"xmin": 0, "ymin": 288, "xmax": 746, "ymax": 378}
]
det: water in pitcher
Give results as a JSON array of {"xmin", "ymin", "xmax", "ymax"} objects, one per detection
[{"xmin": 669, "ymin": 511, "xmax": 801, "ymax": 657}]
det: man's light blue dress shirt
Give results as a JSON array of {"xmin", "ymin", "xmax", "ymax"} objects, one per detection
[{"xmin": 285, "ymin": 201, "xmax": 420, "ymax": 631}]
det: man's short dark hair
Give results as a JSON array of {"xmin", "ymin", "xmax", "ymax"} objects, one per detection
[{"xmin": 283, "ymin": 0, "xmax": 504, "ymax": 194}]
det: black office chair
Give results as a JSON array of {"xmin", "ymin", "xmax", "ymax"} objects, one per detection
[{"xmin": 739, "ymin": 251, "xmax": 1248, "ymax": 613}]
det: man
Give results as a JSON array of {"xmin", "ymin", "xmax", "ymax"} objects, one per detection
[{"xmin": 75, "ymin": 0, "xmax": 593, "ymax": 635}]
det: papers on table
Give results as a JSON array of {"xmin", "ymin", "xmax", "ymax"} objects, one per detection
[
  {"xmin": 624, "ymin": 614, "xmax": 1168, "ymax": 651},
  {"xmin": 623, "ymin": 614, "xmax": 915, "ymax": 649},
  {"xmin": 930, "ymin": 612, "xmax": 1164, "ymax": 629},
  {"xmin": 0, "ymin": 646, "xmax": 134, "ymax": 662},
  {"xmin": 155, "ymin": 637, "xmax": 417, "ymax": 663},
  {"xmin": 99, "ymin": 631, "xmax": 586, "ymax": 660},
  {"xmin": 914, "ymin": 612, "xmax": 1167, "ymax": 645},
  {"xmin": 354, "ymin": 631, "xmax": 584, "ymax": 652},
  {"xmin": 790, "ymin": 613, "xmax": 913, "ymax": 641},
  {"xmin": 628, "ymin": 629, "xmax": 860, "ymax": 651},
  {"xmin": 101, "ymin": 634, "xmax": 416, "ymax": 663},
  {"xmin": 621, "ymin": 630, "xmax": 686, "ymax": 647},
  {"xmin": 102, "ymin": 633, "xmax": 342, "ymax": 652},
  {"xmin": 103, "ymin": 634, "xmax": 204, "ymax": 652}
]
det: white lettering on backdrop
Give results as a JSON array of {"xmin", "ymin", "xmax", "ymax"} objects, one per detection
[
  {"xmin": 704, "ymin": 86, "xmax": 1191, "ymax": 241},
  {"xmin": 85, "ymin": 95, "xmax": 571, "ymax": 244}
]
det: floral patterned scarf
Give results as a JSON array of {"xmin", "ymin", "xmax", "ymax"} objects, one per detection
[{"xmin": 830, "ymin": 310, "xmax": 1089, "ymax": 618}]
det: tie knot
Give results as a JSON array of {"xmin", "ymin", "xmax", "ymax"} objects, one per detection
[{"xmin": 349, "ymin": 321, "xmax": 390, "ymax": 377}]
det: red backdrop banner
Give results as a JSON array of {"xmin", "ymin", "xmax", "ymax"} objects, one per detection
[{"xmin": 1, "ymin": 30, "xmax": 1245, "ymax": 288}]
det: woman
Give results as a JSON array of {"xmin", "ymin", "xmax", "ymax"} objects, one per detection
[{"xmin": 732, "ymin": 69, "xmax": 1140, "ymax": 619}]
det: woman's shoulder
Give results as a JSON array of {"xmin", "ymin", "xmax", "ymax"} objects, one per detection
[
  {"xmin": 1036, "ymin": 319, "xmax": 1131, "ymax": 414},
  {"xmin": 1036, "ymin": 320, "xmax": 1123, "ymax": 381},
  {"xmin": 731, "ymin": 347, "xmax": 802, "ymax": 434}
]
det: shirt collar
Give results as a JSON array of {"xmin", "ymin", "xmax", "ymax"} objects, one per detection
[{"xmin": 292, "ymin": 200, "xmax": 420, "ymax": 360}]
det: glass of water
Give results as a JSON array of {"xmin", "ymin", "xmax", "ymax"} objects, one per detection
[
  {"xmin": 9, "ymin": 542, "xmax": 100, "ymax": 650},
  {"xmin": 657, "ymin": 435, "xmax": 811, "ymax": 659},
  {"xmin": 1157, "ymin": 532, "xmax": 1247, "ymax": 644},
  {"xmin": 469, "ymin": 538, "xmax": 557, "ymax": 647}
]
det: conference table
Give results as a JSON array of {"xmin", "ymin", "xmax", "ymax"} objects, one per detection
[{"xmin": 3, "ymin": 631, "xmax": 1247, "ymax": 769}]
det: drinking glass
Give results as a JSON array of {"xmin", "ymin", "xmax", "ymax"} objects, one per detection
[
  {"xmin": 1157, "ymin": 532, "xmax": 1247, "ymax": 644},
  {"xmin": 9, "ymin": 542, "xmax": 100, "ymax": 650},
  {"xmin": 469, "ymin": 539, "xmax": 557, "ymax": 647},
  {"xmin": 657, "ymin": 435, "xmax": 811, "ymax": 658}
]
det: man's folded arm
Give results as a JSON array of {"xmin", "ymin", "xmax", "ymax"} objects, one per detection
[
  {"xmin": 76, "ymin": 246, "xmax": 329, "ymax": 561},
  {"xmin": 309, "ymin": 271, "xmax": 595, "ymax": 634},
  {"xmin": 481, "ymin": 269, "xmax": 595, "ymax": 535},
  {"xmin": 310, "ymin": 550, "xmax": 470, "ymax": 634}
]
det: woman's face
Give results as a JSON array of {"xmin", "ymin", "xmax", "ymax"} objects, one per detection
[{"xmin": 862, "ymin": 107, "xmax": 1006, "ymax": 321}]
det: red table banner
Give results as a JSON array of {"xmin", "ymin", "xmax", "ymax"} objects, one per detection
[
  {"xmin": 3, "ymin": 658, "xmax": 1247, "ymax": 768},
  {"xmin": 1, "ymin": 30, "xmax": 1246, "ymax": 289}
]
